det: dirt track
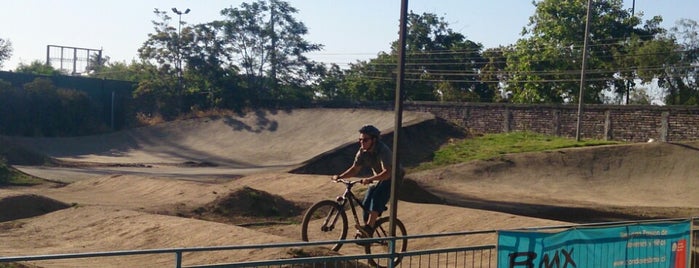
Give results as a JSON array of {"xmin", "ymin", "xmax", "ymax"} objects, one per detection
[{"xmin": 2, "ymin": 108, "xmax": 699, "ymax": 267}]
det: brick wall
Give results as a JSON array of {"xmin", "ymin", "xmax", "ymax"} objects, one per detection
[{"xmin": 400, "ymin": 102, "xmax": 699, "ymax": 142}]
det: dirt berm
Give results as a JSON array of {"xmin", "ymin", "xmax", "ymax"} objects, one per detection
[{"xmin": 290, "ymin": 116, "xmax": 467, "ymax": 175}]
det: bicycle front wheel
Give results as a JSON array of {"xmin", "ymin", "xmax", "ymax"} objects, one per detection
[
  {"xmin": 300, "ymin": 200, "xmax": 348, "ymax": 251},
  {"xmin": 365, "ymin": 217, "xmax": 408, "ymax": 268}
]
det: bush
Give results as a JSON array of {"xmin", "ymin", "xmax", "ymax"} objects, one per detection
[
  {"xmin": 0, "ymin": 78, "xmax": 108, "ymax": 137},
  {"xmin": 0, "ymin": 161, "xmax": 10, "ymax": 185}
]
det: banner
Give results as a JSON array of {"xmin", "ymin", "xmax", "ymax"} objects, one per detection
[{"xmin": 497, "ymin": 220, "xmax": 691, "ymax": 268}]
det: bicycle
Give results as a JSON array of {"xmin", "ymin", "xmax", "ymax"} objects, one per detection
[{"xmin": 300, "ymin": 178, "xmax": 408, "ymax": 267}]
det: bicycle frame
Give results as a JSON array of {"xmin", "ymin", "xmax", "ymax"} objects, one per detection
[
  {"xmin": 333, "ymin": 179, "xmax": 367, "ymax": 229},
  {"xmin": 301, "ymin": 178, "xmax": 408, "ymax": 267}
]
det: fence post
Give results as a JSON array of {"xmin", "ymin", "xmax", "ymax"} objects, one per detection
[
  {"xmin": 503, "ymin": 107, "xmax": 512, "ymax": 133},
  {"xmin": 175, "ymin": 251, "xmax": 182, "ymax": 268},
  {"xmin": 660, "ymin": 111, "xmax": 669, "ymax": 142},
  {"xmin": 604, "ymin": 110, "xmax": 612, "ymax": 141}
]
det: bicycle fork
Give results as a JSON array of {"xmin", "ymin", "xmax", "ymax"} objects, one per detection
[{"xmin": 321, "ymin": 204, "xmax": 344, "ymax": 232}]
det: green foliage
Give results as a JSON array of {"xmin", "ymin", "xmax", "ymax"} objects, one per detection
[
  {"xmin": 11, "ymin": 0, "xmax": 691, "ymax": 118},
  {"xmin": 480, "ymin": 47, "xmax": 511, "ymax": 102},
  {"xmin": 84, "ymin": 0, "xmax": 699, "ymax": 113},
  {"xmin": 505, "ymin": 0, "xmax": 670, "ymax": 104},
  {"xmin": 137, "ymin": 9, "xmax": 185, "ymax": 117},
  {"xmin": 0, "ymin": 137, "xmax": 49, "ymax": 165},
  {"xmin": 0, "ymin": 161, "xmax": 9, "ymax": 185},
  {"xmin": 0, "ymin": 78, "xmax": 106, "ymax": 136},
  {"xmin": 15, "ymin": 60, "xmax": 64, "ymax": 76},
  {"xmin": 312, "ymin": 64, "xmax": 345, "ymax": 100},
  {"xmin": 416, "ymin": 132, "xmax": 619, "ymax": 170},
  {"xmin": 0, "ymin": 161, "xmax": 44, "ymax": 186},
  {"xmin": 661, "ymin": 19, "xmax": 699, "ymax": 105},
  {"xmin": 133, "ymin": 1, "xmax": 324, "ymax": 117},
  {"xmin": 0, "ymin": 37, "xmax": 11, "ymax": 69},
  {"xmin": 217, "ymin": 0, "xmax": 323, "ymax": 99},
  {"xmin": 337, "ymin": 11, "xmax": 490, "ymax": 102},
  {"xmin": 89, "ymin": 60, "xmax": 155, "ymax": 82}
]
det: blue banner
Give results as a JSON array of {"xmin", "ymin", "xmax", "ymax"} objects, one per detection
[{"xmin": 497, "ymin": 220, "xmax": 691, "ymax": 268}]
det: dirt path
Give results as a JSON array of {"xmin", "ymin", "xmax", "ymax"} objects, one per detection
[{"xmin": 3, "ymin": 108, "xmax": 699, "ymax": 267}]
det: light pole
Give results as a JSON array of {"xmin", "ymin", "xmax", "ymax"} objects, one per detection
[{"xmin": 171, "ymin": 8, "xmax": 190, "ymax": 92}]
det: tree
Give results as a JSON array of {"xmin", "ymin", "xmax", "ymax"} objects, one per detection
[
  {"xmin": 505, "ymin": 0, "xmax": 665, "ymax": 104},
  {"xmin": 88, "ymin": 60, "xmax": 156, "ymax": 82},
  {"xmin": 341, "ymin": 53, "xmax": 399, "ymax": 101},
  {"xmin": 313, "ymin": 63, "xmax": 347, "ymax": 100},
  {"xmin": 405, "ymin": 12, "xmax": 488, "ymax": 101},
  {"xmin": 481, "ymin": 46, "xmax": 512, "ymax": 102},
  {"xmin": 139, "ymin": 9, "xmax": 183, "ymax": 77},
  {"xmin": 86, "ymin": 53, "xmax": 109, "ymax": 75},
  {"xmin": 185, "ymin": 22, "xmax": 246, "ymax": 110},
  {"xmin": 138, "ymin": 8, "xmax": 189, "ymax": 117},
  {"xmin": 15, "ymin": 60, "xmax": 63, "ymax": 76},
  {"xmin": 0, "ymin": 38, "xmax": 11, "ymax": 69},
  {"xmin": 217, "ymin": 0, "xmax": 323, "ymax": 100},
  {"xmin": 339, "ymin": 11, "xmax": 488, "ymax": 102},
  {"xmin": 660, "ymin": 19, "xmax": 699, "ymax": 105}
]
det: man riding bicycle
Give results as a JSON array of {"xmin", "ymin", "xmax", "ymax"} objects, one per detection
[{"xmin": 332, "ymin": 124, "xmax": 404, "ymax": 238}]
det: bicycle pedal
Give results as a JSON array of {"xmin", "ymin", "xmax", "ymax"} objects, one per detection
[
  {"xmin": 353, "ymin": 233, "xmax": 370, "ymax": 246},
  {"xmin": 354, "ymin": 224, "xmax": 373, "ymax": 238}
]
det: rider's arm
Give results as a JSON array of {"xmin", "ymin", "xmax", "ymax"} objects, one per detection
[
  {"xmin": 362, "ymin": 165, "xmax": 391, "ymax": 184},
  {"xmin": 362, "ymin": 146, "xmax": 394, "ymax": 184},
  {"xmin": 369, "ymin": 165, "xmax": 392, "ymax": 182},
  {"xmin": 334, "ymin": 164, "xmax": 361, "ymax": 180}
]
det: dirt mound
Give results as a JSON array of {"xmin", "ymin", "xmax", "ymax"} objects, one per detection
[
  {"xmin": 291, "ymin": 117, "xmax": 468, "ymax": 175},
  {"xmin": 397, "ymin": 177, "xmax": 446, "ymax": 204},
  {"xmin": 0, "ymin": 206, "xmax": 300, "ymax": 266},
  {"xmin": 283, "ymin": 247, "xmax": 372, "ymax": 268},
  {"xmin": 0, "ymin": 136, "xmax": 51, "ymax": 165},
  {"xmin": 409, "ymin": 141, "xmax": 699, "ymax": 223},
  {"xmin": 0, "ymin": 193, "xmax": 71, "ymax": 222},
  {"xmin": 192, "ymin": 186, "xmax": 307, "ymax": 226}
]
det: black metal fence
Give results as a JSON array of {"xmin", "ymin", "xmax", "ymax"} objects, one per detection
[{"xmin": 1, "ymin": 219, "xmax": 697, "ymax": 268}]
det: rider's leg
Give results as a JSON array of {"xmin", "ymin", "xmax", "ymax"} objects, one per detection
[
  {"xmin": 366, "ymin": 211, "xmax": 379, "ymax": 227},
  {"xmin": 365, "ymin": 182, "xmax": 391, "ymax": 228},
  {"xmin": 361, "ymin": 186, "xmax": 376, "ymax": 223}
]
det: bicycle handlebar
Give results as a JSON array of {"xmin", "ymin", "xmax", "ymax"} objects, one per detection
[{"xmin": 331, "ymin": 178, "xmax": 361, "ymax": 185}]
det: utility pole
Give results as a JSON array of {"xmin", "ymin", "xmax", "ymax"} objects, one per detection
[
  {"xmin": 576, "ymin": 0, "xmax": 593, "ymax": 141},
  {"xmin": 389, "ymin": 0, "xmax": 408, "ymax": 267}
]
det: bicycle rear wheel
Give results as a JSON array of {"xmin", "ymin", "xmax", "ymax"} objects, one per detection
[
  {"xmin": 300, "ymin": 200, "xmax": 348, "ymax": 251},
  {"xmin": 365, "ymin": 217, "xmax": 408, "ymax": 268}
]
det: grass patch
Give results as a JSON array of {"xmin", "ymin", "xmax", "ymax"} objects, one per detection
[
  {"xmin": 415, "ymin": 131, "xmax": 620, "ymax": 170},
  {"xmin": 0, "ymin": 161, "xmax": 45, "ymax": 186}
]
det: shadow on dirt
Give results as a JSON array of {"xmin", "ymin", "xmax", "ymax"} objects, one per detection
[
  {"xmin": 0, "ymin": 194, "xmax": 72, "ymax": 222},
  {"xmin": 290, "ymin": 117, "xmax": 468, "ymax": 175},
  {"xmin": 436, "ymin": 191, "xmax": 699, "ymax": 224}
]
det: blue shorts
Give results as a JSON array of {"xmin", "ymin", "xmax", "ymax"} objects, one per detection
[{"xmin": 362, "ymin": 181, "xmax": 391, "ymax": 221}]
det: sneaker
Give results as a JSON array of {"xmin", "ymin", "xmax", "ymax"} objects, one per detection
[
  {"xmin": 355, "ymin": 224, "xmax": 374, "ymax": 238},
  {"xmin": 353, "ymin": 233, "xmax": 370, "ymax": 246}
]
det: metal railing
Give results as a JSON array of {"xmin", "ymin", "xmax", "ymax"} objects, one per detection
[{"xmin": 1, "ymin": 219, "xmax": 697, "ymax": 267}]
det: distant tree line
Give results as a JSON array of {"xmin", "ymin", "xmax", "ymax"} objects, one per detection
[
  {"xmin": 0, "ymin": 78, "xmax": 107, "ymax": 136},
  {"xmin": 0, "ymin": 0, "xmax": 698, "ymax": 132}
]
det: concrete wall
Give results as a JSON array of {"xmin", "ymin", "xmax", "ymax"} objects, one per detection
[{"xmin": 397, "ymin": 102, "xmax": 699, "ymax": 142}]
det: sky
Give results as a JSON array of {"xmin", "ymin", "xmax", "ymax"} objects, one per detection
[{"xmin": 1, "ymin": 0, "xmax": 698, "ymax": 72}]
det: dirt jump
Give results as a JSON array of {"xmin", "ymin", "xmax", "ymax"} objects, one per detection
[{"xmin": 2, "ymin": 107, "xmax": 699, "ymax": 267}]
